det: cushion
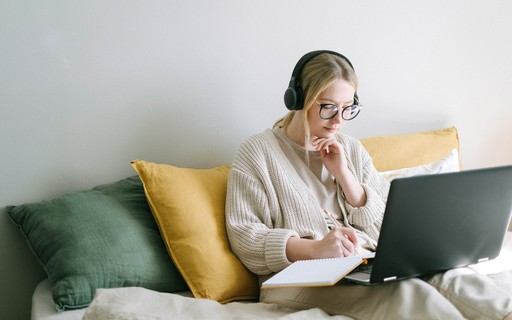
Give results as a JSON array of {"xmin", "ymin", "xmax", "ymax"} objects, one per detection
[
  {"xmin": 131, "ymin": 160, "xmax": 259, "ymax": 303},
  {"xmin": 361, "ymin": 127, "xmax": 460, "ymax": 172},
  {"xmin": 7, "ymin": 176, "xmax": 188, "ymax": 311},
  {"xmin": 380, "ymin": 148, "xmax": 460, "ymax": 181}
]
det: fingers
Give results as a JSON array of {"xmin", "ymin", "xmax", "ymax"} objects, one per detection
[
  {"xmin": 339, "ymin": 235, "xmax": 357, "ymax": 256},
  {"xmin": 333, "ymin": 227, "xmax": 359, "ymax": 257},
  {"xmin": 343, "ymin": 228, "xmax": 359, "ymax": 249},
  {"xmin": 338, "ymin": 240, "xmax": 352, "ymax": 256},
  {"xmin": 312, "ymin": 137, "xmax": 338, "ymax": 153}
]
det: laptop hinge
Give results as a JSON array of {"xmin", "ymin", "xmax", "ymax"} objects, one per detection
[{"xmin": 383, "ymin": 276, "xmax": 397, "ymax": 282}]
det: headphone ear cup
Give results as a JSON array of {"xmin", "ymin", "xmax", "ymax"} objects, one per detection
[
  {"xmin": 283, "ymin": 86, "xmax": 296, "ymax": 110},
  {"xmin": 284, "ymin": 84, "xmax": 304, "ymax": 110},
  {"xmin": 295, "ymin": 86, "xmax": 304, "ymax": 110}
]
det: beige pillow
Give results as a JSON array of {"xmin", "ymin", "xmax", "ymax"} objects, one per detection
[
  {"xmin": 380, "ymin": 149, "xmax": 460, "ymax": 181},
  {"xmin": 131, "ymin": 160, "xmax": 259, "ymax": 303},
  {"xmin": 361, "ymin": 127, "xmax": 460, "ymax": 172}
]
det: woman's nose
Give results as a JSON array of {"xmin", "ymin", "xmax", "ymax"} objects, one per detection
[{"xmin": 330, "ymin": 110, "xmax": 344, "ymax": 124}]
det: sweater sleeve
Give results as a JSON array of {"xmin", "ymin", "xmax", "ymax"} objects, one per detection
[
  {"xmin": 225, "ymin": 136, "xmax": 299, "ymax": 275},
  {"xmin": 340, "ymin": 135, "xmax": 390, "ymax": 242}
]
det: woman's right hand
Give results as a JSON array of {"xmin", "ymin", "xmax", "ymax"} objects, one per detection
[
  {"xmin": 318, "ymin": 227, "xmax": 359, "ymax": 258},
  {"xmin": 286, "ymin": 227, "xmax": 359, "ymax": 262}
]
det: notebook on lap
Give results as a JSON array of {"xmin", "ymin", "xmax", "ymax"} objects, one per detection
[{"xmin": 345, "ymin": 165, "xmax": 512, "ymax": 285}]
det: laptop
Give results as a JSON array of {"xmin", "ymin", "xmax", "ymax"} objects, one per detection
[{"xmin": 344, "ymin": 165, "xmax": 512, "ymax": 285}]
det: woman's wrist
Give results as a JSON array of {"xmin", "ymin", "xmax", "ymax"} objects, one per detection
[
  {"xmin": 285, "ymin": 236, "xmax": 317, "ymax": 262},
  {"xmin": 336, "ymin": 171, "xmax": 366, "ymax": 207}
]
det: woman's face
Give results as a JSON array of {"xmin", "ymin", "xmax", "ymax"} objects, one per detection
[{"xmin": 307, "ymin": 78, "xmax": 356, "ymax": 140}]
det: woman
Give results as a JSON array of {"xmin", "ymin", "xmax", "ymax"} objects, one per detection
[{"xmin": 225, "ymin": 50, "xmax": 512, "ymax": 319}]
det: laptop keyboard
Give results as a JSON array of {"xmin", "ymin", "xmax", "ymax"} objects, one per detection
[{"xmin": 355, "ymin": 261, "xmax": 373, "ymax": 274}]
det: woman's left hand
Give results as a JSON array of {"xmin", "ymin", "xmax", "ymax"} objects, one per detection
[
  {"xmin": 312, "ymin": 137, "xmax": 347, "ymax": 177},
  {"xmin": 312, "ymin": 136, "xmax": 367, "ymax": 208}
]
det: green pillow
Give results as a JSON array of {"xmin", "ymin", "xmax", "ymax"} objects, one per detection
[{"xmin": 7, "ymin": 175, "xmax": 188, "ymax": 311}]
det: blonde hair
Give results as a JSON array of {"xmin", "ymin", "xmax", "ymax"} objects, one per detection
[{"xmin": 274, "ymin": 53, "xmax": 358, "ymax": 147}]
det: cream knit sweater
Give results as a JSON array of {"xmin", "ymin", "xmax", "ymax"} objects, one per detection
[{"xmin": 225, "ymin": 128, "xmax": 389, "ymax": 277}]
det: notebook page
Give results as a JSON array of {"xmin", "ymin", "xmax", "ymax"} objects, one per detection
[{"xmin": 262, "ymin": 255, "xmax": 363, "ymax": 288}]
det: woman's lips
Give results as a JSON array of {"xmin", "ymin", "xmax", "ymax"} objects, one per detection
[{"xmin": 324, "ymin": 127, "xmax": 338, "ymax": 133}]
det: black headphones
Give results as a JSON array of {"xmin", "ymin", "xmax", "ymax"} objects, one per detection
[{"xmin": 283, "ymin": 50, "xmax": 359, "ymax": 111}]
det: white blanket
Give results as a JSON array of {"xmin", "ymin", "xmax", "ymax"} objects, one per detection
[
  {"xmin": 82, "ymin": 286, "xmax": 351, "ymax": 320},
  {"xmin": 83, "ymin": 232, "xmax": 512, "ymax": 320}
]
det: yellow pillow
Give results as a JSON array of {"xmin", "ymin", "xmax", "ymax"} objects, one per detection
[
  {"xmin": 131, "ymin": 160, "xmax": 259, "ymax": 303},
  {"xmin": 360, "ymin": 127, "xmax": 460, "ymax": 172}
]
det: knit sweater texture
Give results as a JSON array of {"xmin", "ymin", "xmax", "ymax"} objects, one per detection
[{"xmin": 225, "ymin": 128, "xmax": 390, "ymax": 277}]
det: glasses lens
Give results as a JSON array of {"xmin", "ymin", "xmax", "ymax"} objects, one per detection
[
  {"xmin": 342, "ymin": 105, "xmax": 361, "ymax": 120},
  {"xmin": 319, "ymin": 104, "xmax": 338, "ymax": 119}
]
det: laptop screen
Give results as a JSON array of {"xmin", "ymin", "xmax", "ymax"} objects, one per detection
[{"xmin": 369, "ymin": 165, "xmax": 512, "ymax": 284}]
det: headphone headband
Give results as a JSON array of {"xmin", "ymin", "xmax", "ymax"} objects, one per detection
[{"xmin": 284, "ymin": 50, "xmax": 357, "ymax": 111}]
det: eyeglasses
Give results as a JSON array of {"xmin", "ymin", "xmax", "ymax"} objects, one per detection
[{"xmin": 315, "ymin": 101, "xmax": 363, "ymax": 121}]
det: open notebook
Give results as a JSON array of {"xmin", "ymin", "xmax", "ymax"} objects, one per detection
[{"xmin": 262, "ymin": 253, "xmax": 375, "ymax": 288}]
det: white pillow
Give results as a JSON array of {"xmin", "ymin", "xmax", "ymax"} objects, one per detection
[{"xmin": 380, "ymin": 149, "xmax": 459, "ymax": 182}]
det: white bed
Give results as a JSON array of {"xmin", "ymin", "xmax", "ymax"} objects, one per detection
[{"xmin": 32, "ymin": 232, "xmax": 512, "ymax": 320}]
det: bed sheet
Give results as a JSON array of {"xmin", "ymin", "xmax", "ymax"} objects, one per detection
[
  {"xmin": 32, "ymin": 279, "xmax": 86, "ymax": 320},
  {"xmin": 31, "ymin": 280, "xmax": 196, "ymax": 320},
  {"xmin": 32, "ymin": 279, "xmax": 346, "ymax": 320}
]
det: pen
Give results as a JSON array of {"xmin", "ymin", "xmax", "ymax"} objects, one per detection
[
  {"xmin": 323, "ymin": 209, "xmax": 360, "ymax": 255},
  {"xmin": 323, "ymin": 209, "xmax": 342, "ymax": 228}
]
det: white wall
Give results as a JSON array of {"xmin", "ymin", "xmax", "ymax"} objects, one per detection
[{"xmin": 1, "ymin": 1, "xmax": 512, "ymax": 319}]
